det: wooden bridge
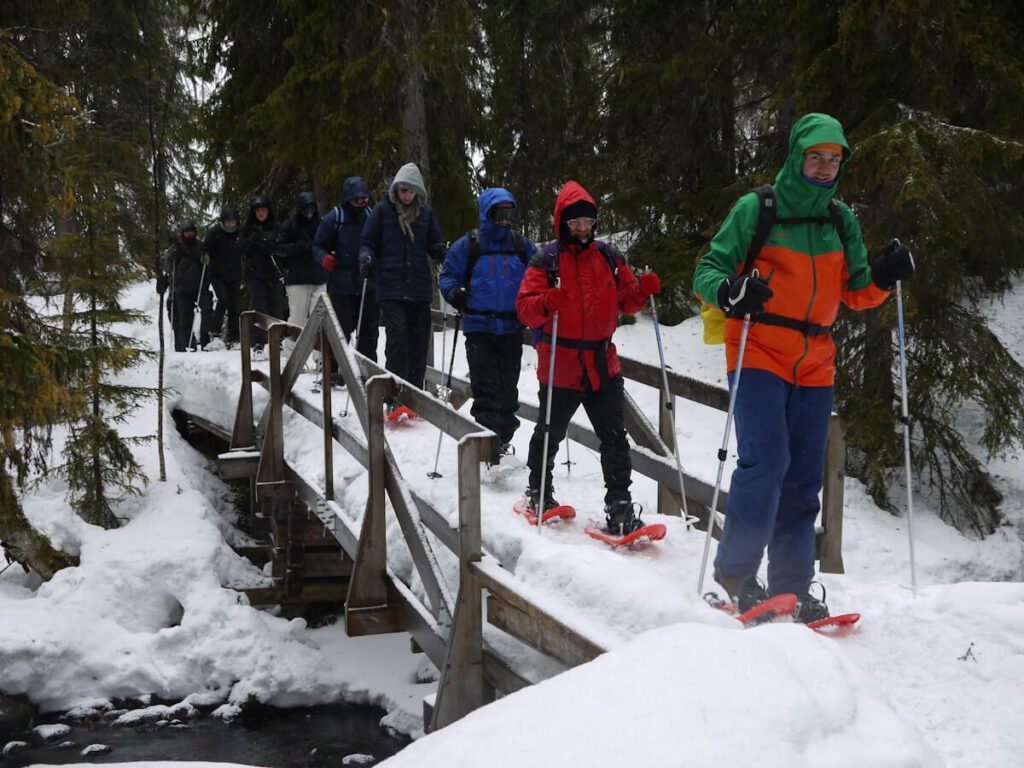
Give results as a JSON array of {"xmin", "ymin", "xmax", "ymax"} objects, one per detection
[{"xmin": 178, "ymin": 296, "xmax": 848, "ymax": 732}]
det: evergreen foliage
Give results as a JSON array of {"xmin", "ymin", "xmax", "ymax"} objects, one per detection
[{"xmin": 5, "ymin": 0, "xmax": 1024, "ymax": 554}]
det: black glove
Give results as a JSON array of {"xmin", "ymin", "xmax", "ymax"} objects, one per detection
[
  {"xmin": 359, "ymin": 258, "xmax": 373, "ymax": 279},
  {"xmin": 156, "ymin": 274, "xmax": 168, "ymax": 295},
  {"xmin": 718, "ymin": 274, "xmax": 773, "ymax": 317},
  {"xmin": 448, "ymin": 287, "xmax": 468, "ymax": 311},
  {"xmin": 871, "ymin": 239, "xmax": 915, "ymax": 290}
]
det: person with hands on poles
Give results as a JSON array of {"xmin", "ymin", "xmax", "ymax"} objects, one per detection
[
  {"xmin": 161, "ymin": 218, "xmax": 212, "ymax": 352},
  {"xmin": 516, "ymin": 180, "xmax": 661, "ymax": 535},
  {"xmin": 692, "ymin": 112, "xmax": 915, "ymax": 622},
  {"xmin": 440, "ymin": 187, "xmax": 536, "ymax": 462},
  {"xmin": 314, "ymin": 177, "xmax": 379, "ymax": 385}
]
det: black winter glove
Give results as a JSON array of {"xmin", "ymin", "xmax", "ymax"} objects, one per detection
[
  {"xmin": 156, "ymin": 274, "xmax": 168, "ymax": 295},
  {"xmin": 871, "ymin": 239, "xmax": 915, "ymax": 290},
  {"xmin": 718, "ymin": 274, "xmax": 774, "ymax": 317},
  {"xmin": 448, "ymin": 287, "xmax": 468, "ymax": 311},
  {"xmin": 359, "ymin": 258, "xmax": 373, "ymax": 279}
]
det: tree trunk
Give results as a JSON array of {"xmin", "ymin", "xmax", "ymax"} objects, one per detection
[
  {"xmin": 398, "ymin": 0, "xmax": 429, "ymax": 171},
  {"xmin": 0, "ymin": 469, "xmax": 78, "ymax": 580}
]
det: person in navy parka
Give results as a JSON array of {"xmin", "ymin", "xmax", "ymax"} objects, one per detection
[
  {"xmin": 359, "ymin": 163, "xmax": 444, "ymax": 407},
  {"xmin": 314, "ymin": 176, "xmax": 378, "ymax": 366},
  {"xmin": 440, "ymin": 188, "xmax": 535, "ymax": 457}
]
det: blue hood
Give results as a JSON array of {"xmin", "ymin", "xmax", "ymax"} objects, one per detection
[
  {"xmin": 478, "ymin": 187, "xmax": 516, "ymax": 225},
  {"xmin": 342, "ymin": 176, "xmax": 371, "ymax": 203}
]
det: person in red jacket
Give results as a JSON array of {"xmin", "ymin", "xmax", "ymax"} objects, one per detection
[{"xmin": 516, "ymin": 181, "xmax": 661, "ymax": 534}]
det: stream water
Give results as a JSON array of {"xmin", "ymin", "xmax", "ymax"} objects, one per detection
[{"xmin": 4, "ymin": 702, "xmax": 409, "ymax": 767}]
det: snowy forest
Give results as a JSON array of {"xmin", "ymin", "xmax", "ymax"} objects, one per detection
[{"xmin": 2, "ymin": 1, "xmax": 1024, "ymax": 601}]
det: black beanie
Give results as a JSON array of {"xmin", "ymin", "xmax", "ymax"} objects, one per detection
[{"xmin": 560, "ymin": 199, "xmax": 598, "ymax": 225}]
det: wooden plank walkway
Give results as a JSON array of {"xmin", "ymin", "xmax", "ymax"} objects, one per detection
[{"xmin": 187, "ymin": 296, "xmax": 847, "ymax": 732}]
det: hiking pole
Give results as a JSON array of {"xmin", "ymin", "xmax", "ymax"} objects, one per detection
[
  {"xmin": 537, "ymin": 282, "xmax": 561, "ymax": 536},
  {"xmin": 561, "ymin": 440, "xmax": 575, "ymax": 473},
  {"xmin": 896, "ymin": 279, "xmax": 917, "ymax": 595},
  {"xmin": 427, "ymin": 313, "xmax": 462, "ymax": 479},
  {"xmin": 649, "ymin": 292, "xmax": 691, "ymax": 524},
  {"xmin": 697, "ymin": 272, "xmax": 758, "ymax": 595},
  {"xmin": 340, "ymin": 280, "xmax": 370, "ymax": 417},
  {"xmin": 189, "ymin": 262, "xmax": 208, "ymax": 351}
]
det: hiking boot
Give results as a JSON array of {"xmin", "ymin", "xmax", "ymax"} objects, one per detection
[
  {"xmin": 498, "ymin": 442, "xmax": 515, "ymax": 458},
  {"xmin": 604, "ymin": 500, "xmax": 644, "ymax": 536},
  {"xmin": 793, "ymin": 582, "xmax": 830, "ymax": 624},
  {"xmin": 525, "ymin": 487, "xmax": 558, "ymax": 513},
  {"xmin": 714, "ymin": 571, "xmax": 770, "ymax": 614}
]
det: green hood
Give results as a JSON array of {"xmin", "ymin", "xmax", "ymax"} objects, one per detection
[{"xmin": 774, "ymin": 112, "xmax": 850, "ymax": 217}]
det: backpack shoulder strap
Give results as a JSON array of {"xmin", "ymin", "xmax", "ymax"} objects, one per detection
[
  {"xmin": 542, "ymin": 241, "xmax": 560, "ymax": 287},
  {"xmin": 743, "ymin": 184, "xmax": 777, "ymax": 275},
  {"xmin": 512, "ymin": 233, "xmax": 529, "ymax": 265},
  {"xmin": 332, "ymin": 205, "xmax": 345, "ymax": 240},
  {"xmin": 827, "ymin": 199, "xmax": 847, "ymax": 245},
  {"xmin": 595, "ymin": 240, "xmax": 622, "ymax": 279},
  {"xmin": 464, "ymin": 229, "xmax": 482, "ymax": 292}
]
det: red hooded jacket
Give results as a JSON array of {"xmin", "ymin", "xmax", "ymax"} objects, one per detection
[{"xmin": 516, "ymin": 181, "xmax": 649, "ymax": 391}]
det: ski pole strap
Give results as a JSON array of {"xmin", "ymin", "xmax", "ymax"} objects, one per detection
[
  {"xmin": 752, "ymin": 312, "xmax": 832, "ymax": 337},
  {"xmin": 463, "ymin": 308, "xmax": 520, "ymax": 321}
]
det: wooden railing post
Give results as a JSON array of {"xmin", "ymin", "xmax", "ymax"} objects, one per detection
[
  {"xmin": 320, "ymin": 325, "xmax": 334, "ymax": 501},
  {"xmin": 346, "ymin": 375, "xmax": 401, "ymax": 635},
  {"xmin": 818, "ymin": 415, "xmax": 847, "ymax": 574},
  {"xmin": 231, "ymin": 311, "xmax": 255, "ymax": 449},
  {"xmin": 430, "ymin": 432, "xmax": 490, "ymax": 731}
]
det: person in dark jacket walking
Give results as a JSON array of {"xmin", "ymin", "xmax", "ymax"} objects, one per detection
[
  {"xmin": 440, "ymin": 187, "xmax": 535, "ymax": 458},
  {"xmin": 516, "ymin": 181, "xmax": 661, "ymax": 533},
  {"xmin": 314, "ymin": 176, "xmax": 379, "ymax": 372},
  {"xmin": 692, "ymin": 112, "xmax": 916, "ymax": 621},
  {"xmin": 279, "ymin": 191, "xmax": 327, "ymax": 329},
  {"xmin": 203, "ymin": 207, "xmax": 242, "ymax": 347},
  {"xmin": 240, "ymin": 195, "xmax": 285, "ymax": 352},
  {"xmin": 359, "ymin": 163, "xmax": 444, "ymax": 410},
  {"xmin": 162, "ymin": 218, "xmax": 213, "ymax": 352}
]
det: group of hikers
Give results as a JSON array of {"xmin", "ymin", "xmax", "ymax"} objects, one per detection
[{"xmin": 157, "ymin": 113, "xmax": 916, "ymax": 623}]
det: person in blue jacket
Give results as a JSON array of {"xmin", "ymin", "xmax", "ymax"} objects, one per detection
[
  {"xmin": 359, "ymin": 163, "xmax": 444, "ymax": 408},
  {"xmin": 440, "ymin": 188, "xmax": 535, "ymax": 458},
  {"xmin": 314, "ymin": 176, "xmax": 378, "ymax": 378}
]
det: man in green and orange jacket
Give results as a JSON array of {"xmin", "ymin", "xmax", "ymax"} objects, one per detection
[{"xmin": 693, "ymin": 112, "xmax": 915, "ymax": 621}]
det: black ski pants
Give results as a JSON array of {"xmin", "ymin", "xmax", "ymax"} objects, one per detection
[
  {"xmin": 380, "ymin": 300, "xmax": 431, "ymax": 390},
  {"xmin": 246, "ymin": 276, "xmax": 286, "ymax": 347},
  {"xmin": 330, "ymin": 291, "xmax": 379, "ymax": 363},
  {"xmin": 171, "ymin": 289, "xmax": 213, "ymax": 352},
  {"xmin": 527, "ymin": 375, "xmax": 632, "ymax": 505},
  {"xmin": 465, "ymin": 332, "xmax": 522, "ymax": 445},
  {"xmin": 210, "ymin": 276, "xmax": 240, "ymax": 344}
]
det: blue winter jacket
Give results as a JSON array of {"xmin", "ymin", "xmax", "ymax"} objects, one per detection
[
  {"xmin": 359, "ymin": 200, "xmax": 444, "ymax": 303},
  {"xmin": 440, "ymin": 188, "xmax": 536, "ymax": 335},
  {"xmin": 314, "ymin": 176, "xmax": 374, "ymax": 296}
]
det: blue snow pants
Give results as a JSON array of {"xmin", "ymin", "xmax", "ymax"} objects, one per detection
[{"xmin": 713, "ymin": 368, "xmax": 834, "ymax": 597}]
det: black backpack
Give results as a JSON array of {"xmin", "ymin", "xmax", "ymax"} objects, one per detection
[
  {"xmin": 537, "ymin": 238, "xmax": 621, "ymax": 288},
  {"xmin": 742, "ymin": 184, "xmax": 848, "ymax": 276},
  {"xmin": 700, "ymin": 185, "xmax": 849, "ymax": 344}
]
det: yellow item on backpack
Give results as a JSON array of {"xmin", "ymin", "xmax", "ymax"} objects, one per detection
[{"xmin": 701, "ymin": 301, "xmax": 726, "ymax": 345}]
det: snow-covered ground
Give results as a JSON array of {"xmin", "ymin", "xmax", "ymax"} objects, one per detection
[{"xmin": 5, "ymin": 280, "xmax": 1024, "ymax": 768}]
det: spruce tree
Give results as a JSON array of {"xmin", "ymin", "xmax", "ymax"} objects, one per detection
[{"xmin": 0, "ymin": 26, "xmax": 81, "ymax": 575}]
